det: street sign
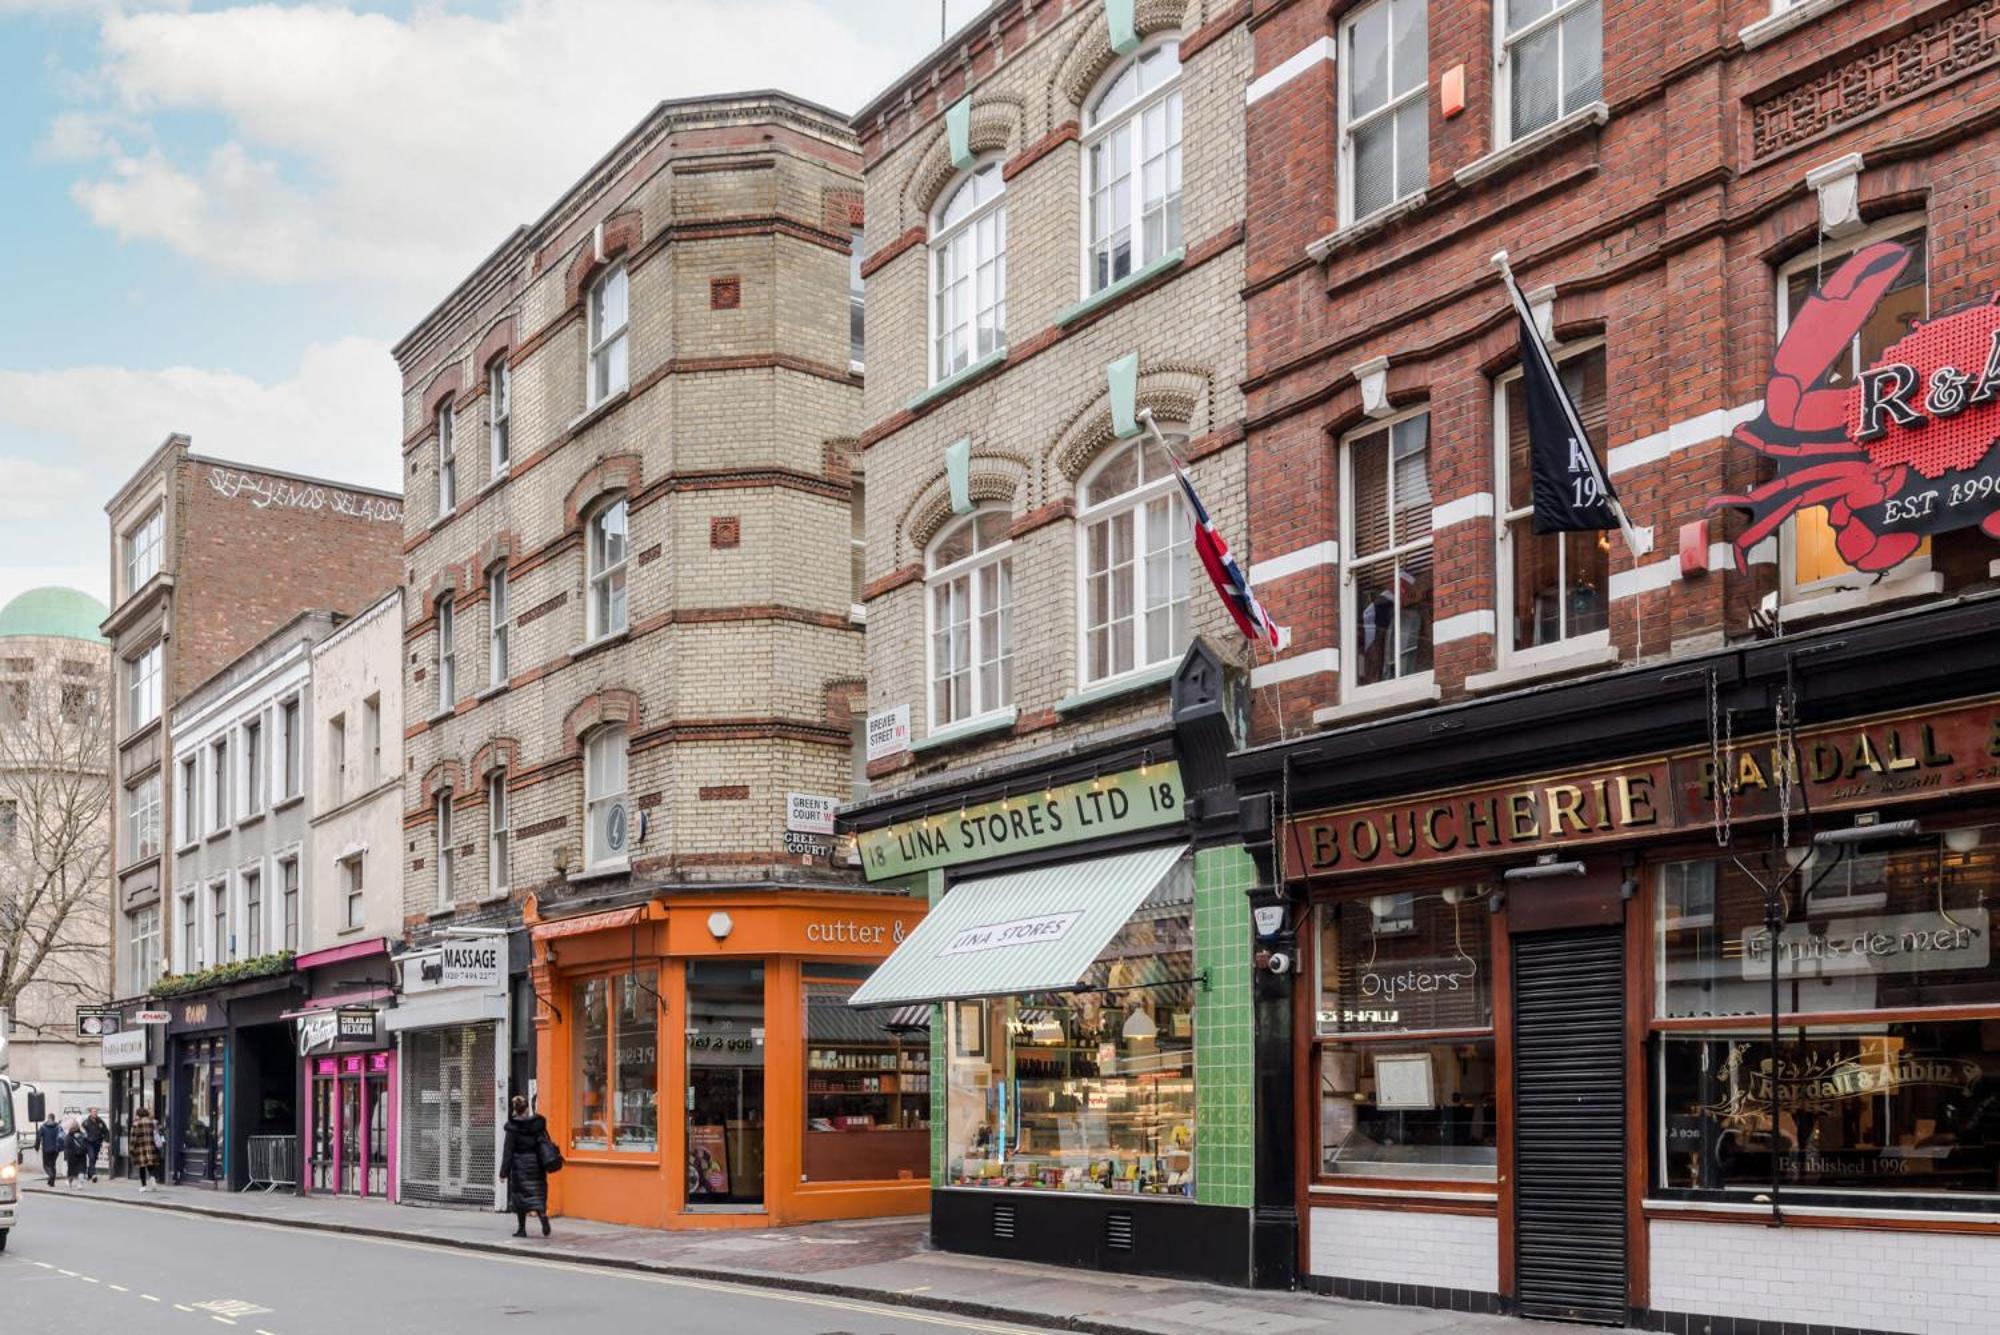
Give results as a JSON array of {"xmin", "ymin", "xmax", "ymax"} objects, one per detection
[
  {"xmin": 336, "ymin": 1008, "xmax": 376, "ymax": 1042},
  {"xmin": 784, "ymin": 830, "xmax": 834, "ymax": 857},
  {"xmin": 76, "ymin": 1005, "xmax": 121, "ymax": 1038},
  {"xmin": 865, "ymin": 705, "xmax": 910, "ymax": 762},
  {"xmin": 134, "ymin": 1010, "xmax": 171, "ymax": 1025},
  {"xmin": 786, "ymin": 792, "xmax": 839, "ymax": 835},
  {"xmin": 440, "ymin": 938, "xmax": 504, "ymax": 988}
]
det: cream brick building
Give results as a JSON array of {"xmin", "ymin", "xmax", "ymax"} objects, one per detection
[{"xmin": 392, "ymin": 92, "xmax": 868, "ymax": 938}]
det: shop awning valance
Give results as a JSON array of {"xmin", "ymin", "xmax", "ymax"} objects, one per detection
[
  {"xmin": 848, "ymin": 844, "xmax": 1186, "ymax": 1008},
  {"xmin": 531, "ymin": 904, "xmax": 647, "ymax": 941}
]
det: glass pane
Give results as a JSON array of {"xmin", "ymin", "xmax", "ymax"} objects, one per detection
[
  {"xmin": 1353, "ymin": 561, "xmax": 1395, "ymax": 688},
  {"xmin": 1348, "ymin": 428, "xmax": 1391, "ymax": 559},
  {"xmin": 1563, "ymin": 529, "xmax": 1610, "ymax": 637},
  {"xmin": 1561, "ymin": 0, "xmax": 1603, "ymax": 114},
  {"xmin": 1086, "ymin": 444, "xmax": 1140, "ymax": 507},
  {"xmin": 1349, "ymin": 1, "xmax": 1388, "ymax": 117},
  {"xmin": 1322, "ymin": 1041, "xmax": 1498, "ymax": 1179},
  {"xmin": 1391, "ymin": 413, "xmax": 1433, "ymax": 542},
  {"xmin": 1507, "ymin": 0, "xmax": 1555, "ymax": 32},
  {"xmin": 1510, "ymin": 519, "xmax": 1563, "ymax": 651},
  {"xmin": 803, "ymin": 983, "xmax": 928, "ymax": 1181},
  {"xmin": 1510, "ymin": 24, "xmax": 1559, "ymax": 137},
  {"xmin": 1401, "ymin": 546, "xmax": 1435, "ymax": 678},
  {"xmin": 1317, "ymin": 891, "xmax": 1495, "ymax": 1034},
  {"xmin": 614, "ymin": 972, "xmax": 659, "ymax": 1149},
  {"xmin": 571, "ymin": 977, "xmax": 610, "ymax": 1150},
  {"xmin": 1352, "ymin": 118, "xmax": 1394, "ymax": 220},
  {"xmin": 1392, "ymin": 0, "xmax": 1427, "ymax": 94},
  {"xmin": 686, "ymin": 961, "xmax": 765, "ymax": 1207},
  {"xmin": 1394, "ymin": 98, "xmax": 1427, "ymax": 200}
]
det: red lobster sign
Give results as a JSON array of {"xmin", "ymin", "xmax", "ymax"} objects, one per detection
[{"xmin": 1711, "ymin": 242, "xmax": 2000, "ymax": 572}]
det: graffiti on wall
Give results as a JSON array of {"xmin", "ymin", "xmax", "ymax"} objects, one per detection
[{"xmin": 208, "ymin": 467, "xmax": 402, "ymax": 524}]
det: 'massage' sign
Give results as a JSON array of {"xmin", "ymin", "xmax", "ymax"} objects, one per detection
[{"xmin": 938, "ymin": 912, "xmax": 1083, "ymax": 957}]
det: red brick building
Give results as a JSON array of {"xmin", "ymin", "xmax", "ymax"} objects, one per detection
[{"xmin": 1232, "ymin": 1, "xmax": 2000, "ymax": 1330}]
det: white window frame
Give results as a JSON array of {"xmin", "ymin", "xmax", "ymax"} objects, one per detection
[
  {"xmin": 363, "ymin": 693, "xmax": 381, "ymax": 784},
  {"xmin": 1494, "ymin": 0, "xmax": 1602, "ymax": 147},
  {"xmin": 488, "ymin": 567, "xmax": 510, "ymax": 688},
  {"xmin": 328, "ymin": 712, "xmax": 347, "ymax": 802},
  {"xmin": 436, "ymin": 790, "xmax": 456, "ymax": 909},
  {"xmin": 584, "ymin": 725, "xmax": 629, "ymax": 871},
  {"xmin": 208, "ymin": 737, "xmax": 231, "ymax": 832},
  {"xmin": 849, "ymin": 225, "xmax": 867, "ymax": 373},
  {"xmin": 1493, "ymin": 335, "xmax": 1612, "ymax": 668},
  {"xmin": 587, "ymin": 498, "xmax": 630, "ymax": 641},
  {"xmin": 1340, "ymin": 405, "xmax": 1436, "ymax": 701},
  {"xmin": 125, "ymin": 642, "xmax": 161, "ymax": 733},
  {"xmin": 924, "ymin": 507, "xmax": 1015, "ymax": 729},
  {"xmin": 209, "ymin": 875, "xmax": 230, "ymax": 965},
  {"xmin": 1080, "ymin": 36, "xmax": 1184, "ymax": 297},
  {"xmin": 1773, "ymin": 213, "xmax": 1934, "ymax": 608},
  {"xmin": 489, "ymin": 359, "xmax": 511, "ymax": 475},
  {"xmin": 928, "ymin": 159, "xmax": 1008, "ymax": 384},
  {"xmin": 1076, "ymin": 436, "xmax": 1192, "ymax": 688},
  {"xmin": 280, "ymin": 855, "xmax": 300, "ymax": 953},
  {"xmin": 279, "ymin": 694, "xmax": 302, "ymax": 799},
  {"xmin": 437, "ymin": 594, "xmax": 457, "ymax": 710},
  {"xmin": 488, "ymin": 771, "xmax": 509, "ymax": 899},
  {"xmin": 125, "ymin": 770, "xmax": 161, "ymax": 862},
  {"xmin": 178, "ymin": 890, "xmax": 198, "ymax": 972},
  {"xmin": 587, "ymin": 262, "xmax": 630, "ymax": 407},
  {"xmin": 123, "ymin": 506, "xmax": 162, "ymax": 595},
  {"xmin": 242, "ymin": 861, "xmax": 264, "ymax": 956},
  {"xmin": 241, "ymin": 713, "xmax": 265, "ymax": 818},
  {"xmin": 128, "ymin": 906, "xmax": 161, "ymax": 993},
  {"xmin": 178, "ymin": 754, "xmax": 199, "ymax": 847},
  {"xmin": 1339, "ymin": 0, "xmax": 1428, "ymax": 228},
  {"xmin": 342, "ymin": 853, "xmax": 365, "ymax": 931},
  {"xmin": 437, "ymin": 401, "xmax": 457, "ymax": 517}
]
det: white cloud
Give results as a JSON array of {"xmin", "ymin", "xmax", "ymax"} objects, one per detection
[{"xmin": 60, "ymin": 1, "xmax": 930, "ymax": 302}]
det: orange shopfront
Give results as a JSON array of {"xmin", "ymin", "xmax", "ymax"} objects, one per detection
[{"xmin": 530, "ymin": 893, "xmax": 929, "ymax": 1230}]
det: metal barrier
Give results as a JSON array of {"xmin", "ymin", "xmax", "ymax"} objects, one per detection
[{"xmin": 242, "ymin": 1135, "xmax": 298, "ymax": 1193}]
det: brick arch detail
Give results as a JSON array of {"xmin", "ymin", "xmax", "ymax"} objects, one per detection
[
  {"xmin": 423, "ymin": 366, "xmax": 465, "ymax": 418},
  {"xmin": 564, "ymin": 689, "xmax": 642, "ymax": 754},
  {"xmin": 423, "ymin": 561, "xmax": 472, "ymax": 620},
  {"xmin": 1051, "ymin": 0, "xmax": 1194, "ymax": 125},
  {"xmin": 901, "ymin": 454, "xmax": 1029, "ymax": 566},
  {"xmin": 563, "ymin": 211, "xmax": 645, "ymax": 310},
  {"xmin": 421, "ymin": 758, "xmax": 465, "ymax": 807},
  {"xmin": 564, "ymin": 454, "xmax": 644, "ymax": 531},
  {"xmin": 900, "ymin": 96, "xmax": 1025, "ymax": 231},
  {"xmin": 1049, "ymin": 364, "xmax": 1211, "ymax": 485},
  {"xmin": 471, "ymin": 737, "xmax": 520, "ymax": 780},
  {"xmin": 475, "ymin": 315, "xmax": 520, "ymax": 371},
  {"xmin": 822, "ymin": 677, "xmax": 866, "ymax": 728},
  {"xmin": 477, "ymin": 530, "xmax": 522, "ymax": 574}
]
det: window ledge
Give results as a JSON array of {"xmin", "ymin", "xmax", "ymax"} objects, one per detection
[
  {"xmin": 567, "ymin": 858, "xmax": 631, "ymax": 885},
  {"xmin": 1739, "ymin": 0, "xmax": 1853, "ymax": 49},
  {"xmin": 236, "ymin": 811, "xmax": 266, "ymax": 831},
  {"xmin": 477, "ymin": 470, "xmax": 509, "ymax": 499},
  {"xmin": 906, "ymin": 348, "xmax": 1008, "ymax": 412},
  {"xmin": 175, "ymin": 840, "xmax": 200, "ymax": 856},
  {"xmin": 1464, "ymin": 641, "xmax": 1620, "ymax": 694},
  {"xmin": 568, "ymin": 387, "xmax": 629, "ymax": 435},
  {"xmin": 477, "ymin": 682, "xmax": 510, "ymax": 702},
  {"xmin": 336, "ymin": 924, "xmax": 368, "ymax": 938},
  {"xmin": 428, "ymin": 705, "xmax": 455, "ymax": 724},
  {"xmin": 912, "ymin": 708, "xmax": 1019, "ymax": 755},
  {"xmin": 1055, "ymin": 659, "xmax": 1178, "ymax": 717},
  {"xmin": 1307, "ymin": 193, "xmax": 1429, "ymax": 264},
  {"xmin": 205, "ymin": 828, "xmax": 231, "ymax": 845},
  {"xmin": 479, "ymin": 889, "xmax": 511, "ymax": 905},
  {"xmin": 1056, "ymin": 247, "xmax": 1186, "ymax": 328},
  {"xmin": 427, "ymin": 906, "xmax": 456, "ymax": 921},
  {"xmin": 570, "ymin": 627, "xmax": 630, "ymax": 662},
  {"xmin": 273, "ymin": 793, "xmax": 305, "ymax": 814},
  {"xmin": 1313, "ymin": 677, "xmax": 1441, "ymax": 727},
  {"xmin": 1453, "ymin": 102, "xmax": 1609, "ymax": 188},
  {"xmin": 1778, "ymin": 570, "xmax": 1944, "ymax": 626}
]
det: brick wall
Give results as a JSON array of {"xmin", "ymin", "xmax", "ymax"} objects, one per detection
[
  {"xmin": 393, "ymin": 94, "xmax": 866, "ymax": 929},
  {"xmin": 1242, "ymin": 0, "xmax": 2000, "ymax": 739}
]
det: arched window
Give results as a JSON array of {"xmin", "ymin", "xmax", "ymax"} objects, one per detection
[
  {"xmin": 584, "ymin": 725, "xmax": 629, "ymax": 869},
  {"xmin": 436, "ymin": 789, "xmax": 456, "ymax": 909},
  {"xmin": 930, "ymin": 161, "xmax": 1007, "ymax": 383},
  {"xmin": 587, "ymin": 262, "xmax": 629, "ymax": 406},
  {"xmin": 926, "ymin": 507, "xmax": 1013, "ymax": 727},
  {"xmin": 436, "ymin": 401, "xmax": 457, "ymax": 516},
  {"xmin": 1078, "ymin": 435, "xmax": 1189, "ymax": 685},
  {"xmin": 1084, "ymin": 39, "xmax": 1182, "ymax": 294},
  {"xmin": 587, "ymin": 497, "xmax": 629, "ymax": 641}
]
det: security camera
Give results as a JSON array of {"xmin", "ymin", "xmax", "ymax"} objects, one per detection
[{"xmin": 1265, "ymin": 951, "xmax": 1293, "ymax": 976}]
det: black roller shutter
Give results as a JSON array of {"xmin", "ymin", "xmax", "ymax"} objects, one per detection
[{"xmin": 1512, "ymin": 926, "xmax": 1627, "ymax": 1326}]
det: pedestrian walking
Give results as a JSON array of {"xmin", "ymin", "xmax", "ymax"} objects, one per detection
[
  {"xmin": 36, "ymin": 1114, "xmax": 62, "ymax": 1187},
  {"xmin": 498, "ymin": 1094, "xmax": 557, "ymax": 1238},
  {"xmin": 128, "ymin": 1105, "xmax": 161, "ymax": 1192},
  {"xmin": 62, "ymin": 1117, "xmax": 88, "ymax": 1188},
  {"xmin": 83, "ymin": 1108, "xmax": 109, "ymax": 1183}
]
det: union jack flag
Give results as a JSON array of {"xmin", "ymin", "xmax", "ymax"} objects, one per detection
[{"xmin": 1173, "ymin": 460, "xmax": 1290, "ymax": 653}]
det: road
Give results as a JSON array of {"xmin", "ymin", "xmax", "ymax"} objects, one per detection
[{"xmin": 0, "ymin": 1191, "xmax": 1048, "ymax": 1335}]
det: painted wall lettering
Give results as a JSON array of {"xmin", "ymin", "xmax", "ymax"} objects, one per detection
[{"xmin": 208, "ymin": 466, "xmax": 404, "ymax": 524}]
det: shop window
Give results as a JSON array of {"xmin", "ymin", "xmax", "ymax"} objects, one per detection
[
  {"xmin": 1084, "ymin": 38, "xmax": 1182, "ymax": 295},
  {"xmin": 570, "ymin": 970, "xmax": 658, "ymax": 1153},
  {"xmin": 1314, "ymin": 888, "xmax": 1499, "ymax": 1181},
  {"xmin": 1496, "ymin": 342, "xmax": 1610, "ymax": 661},
  {"xmin": 1342, "ymin": 408, "xmax": 1434, "ymax": 694},
  {"xmin": 1079, "ymin": 436, "xmax": 1190, "ymax": 686},
  {"xmin": 944, "ymin": 858, "xmax": 1198, "ymax": 1196},
  {"xmin": 1654, "ymin": 829, "xmax": 2000, "ymax": 1206},
  {"xmin": 804, "ymin": 967, "xmax": 929, "ymax": 1183},
  {"xmin": 930, "ymin": 161, "xmax": 1006, "ymax": 382},
  {"xmin": 926, "ymin": 507, "xmax": 1014, "ymax": 728}
]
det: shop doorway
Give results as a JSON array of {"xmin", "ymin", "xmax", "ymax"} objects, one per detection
[
  {"xmin": 175, "ymin": 1037, "xmax": 226, "ymax": 1186},
  {"xmin": 308, "ymin": 1053, "xmax": 391, "ymax": 1197},
  {"xmin": 685, "ymin": 960, "xmax": 765, "ymax": 1209},
  {"xmin": 1511, "ymin": 925, "xmax": 1627, "ymax": 1325}
]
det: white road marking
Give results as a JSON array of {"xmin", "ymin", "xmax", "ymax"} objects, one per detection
[
  {"xmin": 142, "ymin": 1293, "xmax": 162, "ymax": 1302},
  {"xmin": 57, "ymin": 1268, "xmax": 77, "ymax": 1276},
  {"xmin": 212, "ymin": 1320, "xmax": 237, "ymax": 1327},
  {"xmin": 174, "ymin": 1304, "xmax": 196, "ymax": 1312},
  {"xmin": 31, "ymin": 1261, "xmax": 52, "ymax": 1269},
  {"xmin": 109, "ymin": 1283, "xmax": 130, "ymax": 1292},
  {"xmin": 79, "ymin": 1275, "xmax": 100, "ymax": 1283}
]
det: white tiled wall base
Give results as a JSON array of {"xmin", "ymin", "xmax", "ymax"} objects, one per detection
[
  {"xmin": 1650, "ymin": 1219, "xmax": 2000, "ymax": 1335},
  {"xmin": 1309, "ymin": 1205, "xmax": 1499, "ymax": 1293}
]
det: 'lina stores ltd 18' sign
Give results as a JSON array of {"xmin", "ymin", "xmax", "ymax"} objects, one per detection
[{"xmin": 1712, "ymin": 241, "xmax": 2000, "ymax": 572}]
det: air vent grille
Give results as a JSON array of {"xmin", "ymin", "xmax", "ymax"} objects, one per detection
[
  {"xmin": 1105, "ymin": 1211, "xmax": 1134, "ymax": 1252},
  {"xmin": 991, "ymin": 1203, "xmax": 1016, "ymax": 1239}
]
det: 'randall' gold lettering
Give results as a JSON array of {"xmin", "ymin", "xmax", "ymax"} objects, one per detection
[
  {"xmin": 1851, "ymin": 733, "xmax": 1885, "ymax": 774},
  {"xmin": 1736, "ymin": 751, "xmax": 1768, "ymax": 792},
  {"xmin": 1884, "ymin": 728, "xmax": 1919, "ymax": 772},
  {"xmin": 1923, "ymin": 724, "xmax": 1954, "ymax": 767},
  {"xmin": 1808, "ymin": 741, "xmax": 1842, "ymax": 783}
]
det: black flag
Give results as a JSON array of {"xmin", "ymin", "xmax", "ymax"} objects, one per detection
[{"xmin": 1497, "ymin": 255, "xmax": 1647, "ymax": 552}]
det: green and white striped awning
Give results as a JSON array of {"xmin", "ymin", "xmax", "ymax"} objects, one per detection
[{"xmin": 847, "ymin": 844, "xmax": 1187, "ymax": 1008}]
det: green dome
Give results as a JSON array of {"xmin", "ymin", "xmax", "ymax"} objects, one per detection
[{"xmin": 0, "ymin": 587, "xmax": 110, "ymax": 643}]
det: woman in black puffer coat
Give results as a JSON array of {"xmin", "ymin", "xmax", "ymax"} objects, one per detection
[{"xmin": 498, "ymin": 1095, "xmax": 552, "ymax": 1237}]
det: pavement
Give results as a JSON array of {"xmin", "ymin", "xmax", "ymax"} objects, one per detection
[{"xmin": 14, "ymin": 1176, "xmax": 1570, "ymax": 1335}]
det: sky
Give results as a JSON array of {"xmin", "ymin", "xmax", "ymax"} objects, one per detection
[{"xmin": 0, "ymin": 0, "xmax": 972, "ymax": 615}]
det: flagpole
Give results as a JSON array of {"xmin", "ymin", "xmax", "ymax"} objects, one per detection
[{"xmin": 1490, "ymin": 250, "xmax": 1652, "ymax": 558}]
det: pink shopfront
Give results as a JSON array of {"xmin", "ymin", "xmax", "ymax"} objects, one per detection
[{"xmin": 293, "ymin": 939, "xmax": 399, "ymax": 1200}]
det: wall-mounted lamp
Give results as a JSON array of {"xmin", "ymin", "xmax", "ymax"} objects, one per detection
[
  {"xmin": 1813, "ymin": 819, "xmax": 1920, "ymax": 847},
  {"xmin": 1945, "ymin": 828, "xmax": 1984, "ymax": 855},
  {"xmin": 707, "ymin": 911, "xmax": 734, "ymax": 941},
  {"xmin": 1502, "ymin": 858, "xmax": 1586, "ymax": 882}
]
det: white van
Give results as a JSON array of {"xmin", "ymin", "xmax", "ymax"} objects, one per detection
[{"xmin": 0, "ymin": 1076, "xmax": 21, "ymax": 1250}]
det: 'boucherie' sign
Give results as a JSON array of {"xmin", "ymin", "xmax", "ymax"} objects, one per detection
[
  {"xmin": 1286, "ymin": 697, "xmax": 2000, "ymax": 878},
  {"xmin": 1711, "ymin": 242, "xmax": 2000, "ymax": 571}
]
